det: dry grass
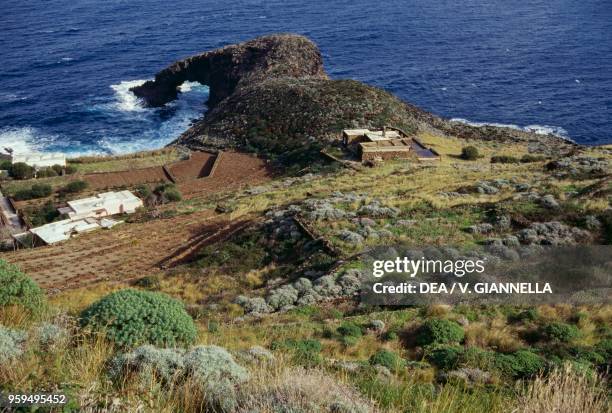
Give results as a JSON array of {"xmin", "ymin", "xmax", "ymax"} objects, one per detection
[
  {"xmin": 464, "ymin": 317, "xmax": 523, "ymax": 353},
  {"xmin": 518, "ymin": 364, "xmax": 610, "ymax": 413},
  {"xmin": 235, "ymin": 365, "xmax": 376, "ymax": 412}
]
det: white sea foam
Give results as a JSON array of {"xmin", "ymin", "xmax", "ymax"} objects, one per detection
[
  {"xmin": 109, "ymin": 79, "xmax": 148, "ymax": 112},
  {"xmin": 178, "ymin": 81, "xmax": 201, "ymax": 93},
  {"xmin": 2, "ymin": 81, "xmax": 210, "ymax": 157},
  {"xmin": 450, "ymin": 118, "xmax": 573, "ymax": 141}
]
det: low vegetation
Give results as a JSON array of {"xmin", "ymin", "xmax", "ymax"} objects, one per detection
[{"xmin": 0, "ymin": 132, "xmax": 610, "ymax": 411}]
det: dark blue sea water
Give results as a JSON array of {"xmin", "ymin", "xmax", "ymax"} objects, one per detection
[{"xmin": 1, "ymin": 0, "xmax": 611, "ymax": 155}]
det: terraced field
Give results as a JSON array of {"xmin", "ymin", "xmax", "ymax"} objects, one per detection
[{"xmin": 2, "ymin": 209, "xmax": 255, "ymax": 290}]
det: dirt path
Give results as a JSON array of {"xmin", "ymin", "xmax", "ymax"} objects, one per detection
[{"xmin": 0, "ymin": 191, "xmax": 25, "ymax": 234}]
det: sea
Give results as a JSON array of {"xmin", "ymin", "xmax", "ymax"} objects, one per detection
[{"xmin": 1, "ymin": 0, "xmax": 611, "ymax": 156}]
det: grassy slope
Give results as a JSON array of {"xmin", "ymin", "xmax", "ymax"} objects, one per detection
[{"xmin": 1, "ymin": 134, "xmax": 611, "ymax": 412}]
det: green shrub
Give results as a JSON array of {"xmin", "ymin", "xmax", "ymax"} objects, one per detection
[
  {"xmin": 135, "ymin": 184, "xmax": 152, "ymax": 199},
  {"xmin": 0, "ymin": 160, "xmax": 12, "ymax": 170},
  {"xmin": 37, "ymin": 167, "xmax": 58, "ymax": 178},
  {"xmin": 30, "ymin": 183, "xmax": 53, "ymax": 198},
  {"xmin": 13, "ymin": 189, "xmax": 33, "ymax": 201},
  {"xmin": 51, "ymin": 164, "xmax": 65, "ymax": 175},
  {"xmin": 458, "ymin": 347, "xmax": 497, "ymax": 370},
  {"xmin": 64, "ymin": 180, "xmax": 88, "ymax": 193},
  {"xmin": 0, "ymin": 260, "xmax": 45, "ymax": 314},
  {"xmin": 27, "ymin": 201, "xmax": 60, "ymax": 227},
  {"xmin": 509, "ymin": 308, "xmax": 539, "ymax": 323},
  {"xmin": 426, "ymin": 346, "xmax": 462, "ymax": 370},
  {"xmin": 9, "ymin": 162, "xmax": 34, "ymax": 180},
  {"xmin": 494, "ymin": 350, "xmax": 544, "ymax": 378},
  {"xmin": 369, "ymin": 349, "xmax": 404, "ymax": 371},
  {"xmin": 271, "ymin": 339, "xmax": 322, "ymax": 366},
  {"xmin": 80, "ymin": 289, "xmax": 197, "ymax": 348},
  {"xmin": 460, "ymin": 146, "xmax": 480, "ymax": 160},
  {"xmin": 341, "ymin": 335, "xmax": 359, "ymax": 347},
  {"xmin": 490, "ymin": 155, "xmax": 519, "ymax": 164},
  {"xmin": 382, "ymin": 331, "xmax": 398, "ymax": 341},
  {"xmin": 64, "ymin": 165, "xmax": 77, "ymax": 175},
  {"xmin": 542, "ymin": 322, "xmax": 581, "ymax": 343},
  {"xmin": 337, "ymin": 321, "xmax": 363, "ymax": 338},
  {"xmin": 164, "ymin": 188, "xmax": 182, "ymax": 202},
  {"xmin": 153, "ymin": 183, "xmax": 182, "ymax": 203},
  {"xmin": 520, "ymin": 154, "xmax": 547, "ymax": 163},
  {"xmin": 415, "ymin": 318, "xmax": 465, "ymax": 346}
]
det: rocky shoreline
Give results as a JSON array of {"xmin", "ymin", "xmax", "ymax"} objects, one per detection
[{"xmin": 133, "ymin": 34, "xmax": 576, "ymax": 158}]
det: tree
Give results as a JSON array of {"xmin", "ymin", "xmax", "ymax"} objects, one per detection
[{"xmin": 9, "ymin": 162, "xmax": 35, "ymax": 180}]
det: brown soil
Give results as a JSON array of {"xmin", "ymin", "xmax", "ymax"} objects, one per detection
[
  {"xmin": 84, "ymin": 166, "xmax": 169, "ymax": 191},
  {"xmin": 166, "ymin": 151, "xmax": 216, "ymax": 182},
  {"xmin": 178, "ymin": 152, "xmax": 272, "ymax": 199},
  {"xmin": 1, "ymin": 151, "xmax": 273, "ymax": 290},
  {"xmin": 2, "ymin": 209, "xmax": 254, "ymax": 290}
]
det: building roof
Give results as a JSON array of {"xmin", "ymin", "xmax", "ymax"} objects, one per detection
[
  {"xmin": 12, "ymin": 153, "xmax": 66, "ymax": 164},
  {"xmin": 67, "ymin": 190, "xmax": 141, "ymax": 215},
  {"xmin": 360, "ymin": 138, "xmax": 413, "ymax": 152},
  {"xmin": 364, "ymin": 131, "xmax": 401, "ymax": 141},
  {"xmin": 342, "ymin": 129, "xmax": 371, "ymax": 136},
  {"xmin": 30, "ymin": 218, "xmax": 101, "ymax": 244}
]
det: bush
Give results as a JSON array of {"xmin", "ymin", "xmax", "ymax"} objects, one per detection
[
  {"xmin": 51, "ymin": 164, "xmax": 64, "ymax": 175},
  {"xmin": 461, "ymin": 146, "xmax": 480, "ymax": 160},
  {"xmin": 369, "ymin": 349, "xmax": 404, "ymax": 371},
  {"xmin": 0, "ymin": 260, "xmax": 45, "ymax": 314},
  {"xmin": 36, "ymin": 322, "xmax": 68, "ymax": 349},
  {"xmin": 341, "ymin": 335, "xmax": 359, "ymax": 347},
  {"xmin": 64, "ymin": 180, "xmax": 88, "ymax": 193},
  {"xmin": 9, "ymin": 162, "xmax": 34, "ymax": 180},
  {"xmin": 491, "ymin": 155, "xmax": 519, "ymax": 164},
  {"xmin": 520, "ymin": 154, "xmax": 547, "ymax": 163},
  {"xmin": 110, "ymin": 344, "xmax": 248, "ymax": 412},
  {"xmin": 0, "ymin": 325, "xmax": 27, "ymax": 362},
  {"xmin": 164, "ymin": 188, "xmax": 182, "ymax": 202},
  {"xmin": 271, "ymin": 339, "xmax": 322, "ymax": 366},
  {"xmin": 152, "ymin": 183, "xmax": 182, "ymax": 204},
  {"xmin": 542, "ymin": 322, "xmax": 581, "ymax": 343},
  {"xmin": 382, "ymin": 331, "xmax": 398, "ymax": 341},
  {"xmin": 64, "ymin": 165, "xmax": 77, "ymax": 175},
  {"xmin": 135, "ymin": 184, "xmax": 152, "ymax": 199},
  {"xmin": 37, "ymin": 167, "xmax": 58, "ymax": 178},
  {"xmin": 13, "ymin": 189, "xmax": 33, "ymax": 201},
  {"xmin": 80, "ymin": 289, "xmax": 197, "ymax": 348},
  {"xmin": 0, "ymin": 160, "xmax": 12, "ymax": 170},
  {"xmin": 13, "ymin": 183, "xmax": 53, "ymax": 200},
  {"xmin": 28, "ymin": 201, "xmax": 60, "ymax": 227},
  {"xmin": 509, "ymin": 308, "xmax": 539, "ymax": 323},
  {"xmin": 415, "ymin": 318, "xmax": 465, "ymax": 346},
  {"xmin": 337, "ymin": 321, "xmax": 363, "ymax": 338},
  {"xmin": 494, "ymin": 350, "xmax": 544, "ymax": 379},
  {"xmin": 426, "ymin": 346, "xmax": 462, "ymax": 370},
  {"xmin": 30, "ymin": 183, "xmax": 53, "ymax": 198}
]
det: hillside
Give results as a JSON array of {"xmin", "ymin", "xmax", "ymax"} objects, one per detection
[
  {"xmin": 133, "ymin": 34, "xmax": 574, "ymax": 162},
  {"xmin": 0, "ymin": 34, "xmax": 610, "ymax": 413}
]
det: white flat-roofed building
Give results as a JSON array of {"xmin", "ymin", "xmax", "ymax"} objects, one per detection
[
  {"xmin": 29, "ymin": 218, "xmax": 101, "ymax": 244},
  {"xmin": 64, "ymin": 190, "xmax": 143, "ymax": 219},
  {"xmin": 11, "ymin": 153, "xmax": 66, "ymax": 168}
]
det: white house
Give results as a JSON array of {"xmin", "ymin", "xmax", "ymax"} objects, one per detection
[
  {"xmin": 59, "ymin": 190, "xmax": 143, "ymax": 220},
  {"xmin": 11, "ymin": 153, "xmax": 66, "ymax": 168},
  {"xmin": 29, "ymin": 218, "xmax": 102, "ymax": 244}
]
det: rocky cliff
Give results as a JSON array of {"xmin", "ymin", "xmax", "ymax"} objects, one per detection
[
  {"xmin": 131, "ymin": 34, "xmax": 327, "ymax": 108},
  {"xmin": 133, "ymin": 34, "xmax": 573, "ymax": 160}
]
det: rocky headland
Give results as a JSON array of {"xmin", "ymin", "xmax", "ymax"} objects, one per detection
[{"xmin": 132, "ymin": 34, "xmax": 575, "ymax": 158}]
